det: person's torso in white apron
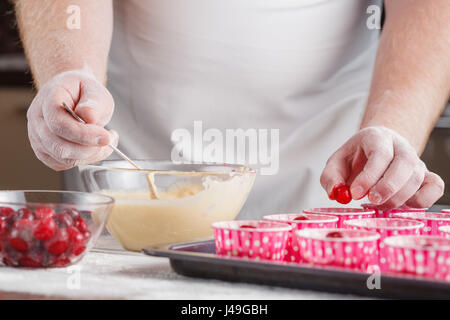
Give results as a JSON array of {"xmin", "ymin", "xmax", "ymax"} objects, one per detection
[{"xmin": 107, "ymin": 0, "xmax": 381, "ymax": 218}]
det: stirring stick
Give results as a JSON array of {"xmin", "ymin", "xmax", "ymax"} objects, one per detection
[{"xmin": 62, "ymin": 102, "xmax": 159, "ymax": 199}]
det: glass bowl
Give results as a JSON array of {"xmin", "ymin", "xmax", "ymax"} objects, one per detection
[
  {"xmin": 79, "ymin": 160, "xmax": 256, "ymax": 251},
  {"xmin": 0, "ymin": 190, "xmax": 114, "ymax": 268}
]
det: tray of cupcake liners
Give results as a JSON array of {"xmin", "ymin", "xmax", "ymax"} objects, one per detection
[{"xmin": 144, "ymin": 205, "xmax": 450, "ymax": 299}]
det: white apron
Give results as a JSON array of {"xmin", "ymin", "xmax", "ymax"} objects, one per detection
[{"xmin": 107, "ymin": 0, "xmax": 381, "ymax": 219}]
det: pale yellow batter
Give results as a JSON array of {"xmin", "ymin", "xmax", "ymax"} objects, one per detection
[{"xmin": 103, "ymin": 172, "xmax": 255, "ymax": 251}]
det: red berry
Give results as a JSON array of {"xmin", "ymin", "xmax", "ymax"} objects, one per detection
[
  {"xmin": 2, "ymin": 256, "xmax": 17, "ymax": 267},
  {"xmin": 84, "ymin": 230, "xmax": 91, "ymax": 240},
  {"xmin": 34, "ymin": 218, "xmax": 56, "ymax": 241},
  {"xmin": 326, "ymin": 231, "xmax": 344, "ymax": 239},
  {"xmin": 9, "ymin": 219, "xmax": 34, "ymax": 252},
  {"xmin": 50, "ymin": 256, "xmax": 71, "ymax": 267},
  {"xmin": 67, "ymin": 226, "xmax": 86, "ymax": 256},
  {"xmin": 0, "ymin": 219, "xmax": 7, "ymax": 233},
  {"xmin": 12, "ymin": 218, "xmax": 33, "ymax": 230},
  {"xmin": 45, "ymin": 228, "xmax": 69, "ymax": 256},
  {"xmin": 74, "ymin": 218, "xmax": 89, "ymax": 233},
  {"xmin": 60, "ymin": 208, "xmax": 81, "ymax": 220},
  {"xmin": 10, "ymin": 237, "xmax": 30, "ymax": 251},
  {"xmin": 331, "ymin": 184, "xmax": 352, "ymax": 204},
  {"xmin": 34, "ymin": 208, "xmax": 55, "ymax": 220},
  {"xmin": 294, "ymin": 216, "xmax": 309, "ymax": 221},
  {"xmin": 55, "ymin": 213, "xmax": 73, "ymax": 228},
  {"xmin": 0, "ymin": 207, "xmax": 14, "ymax": 219},
  {"xmin": 17, "ymin": 208, "xmax": 33, "ymax": 221},
  {"xmin": 19, "ymin": 254, "xmax": 43, "ymax": 268},
  {"xmin": 239, "ymin": 225, "xmax": 256, "ymax": 229}
]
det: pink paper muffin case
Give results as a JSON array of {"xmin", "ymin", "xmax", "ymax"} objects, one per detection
[
  {"xmin": 262, "ymin": 213, "xmax": 339, "ymax": 263},
  {"xmin": 295, "ymin": 228, "xmax": 380, "ymax": 272},
  {"xmin": 303, "ymin": 208, "xmax": 375, "ymax": 228},
  {"xmin": 361, "ymin": 203, "xmax": 427, "ymax": 218},
  {"xmin": 439, "ymin": 226, "xmax": 450, "ymax": 238},
  {"xmin": 212, "ymin": 220, "xmax": 292, "ymax": 262},
  {"xmin": 393, "ymin": 212, "xmax": 450, "ymax": 236},
  {"xmin": 383, "ymin": 235, "xmax": 450, "ymax": 281},
  {"xmin": 344, "ymin": 218, "xmax": 424, "ymax": 271}
]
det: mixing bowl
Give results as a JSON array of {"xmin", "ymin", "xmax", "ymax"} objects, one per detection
[
  {"xmin": 79, "ymin": 160, "xmax": 256, "ymax": 251},
  {"xmin": 0, "ymin": 190, "xmax": 114, "ymax": 268}
]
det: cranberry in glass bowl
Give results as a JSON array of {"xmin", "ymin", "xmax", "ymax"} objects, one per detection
[{"xmin": 0, "ymin": 190, "xmax": 114, "ymax": 268}]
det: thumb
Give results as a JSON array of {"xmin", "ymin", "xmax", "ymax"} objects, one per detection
[
  {"xmin": 320, "ymin": 152, "xmax": 351, "ymax": 198},
  {"xmin": 74, "ymin": 78, "xmax": 114, "ymax": 126}
]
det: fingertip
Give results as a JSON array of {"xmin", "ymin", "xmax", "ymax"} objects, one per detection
[
  {"xmin": 350, "ymin": 185, "xmax": 365, "ymax": 200},
  {"xmin": 109, "ymin": 130, "xmax": 119, "ymax": 146},
  {"xmin": 95, "ymin": 131, "xmax": 111, "ymax": 146}
]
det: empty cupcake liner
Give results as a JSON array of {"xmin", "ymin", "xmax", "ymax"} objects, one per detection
[
  {"xmin": 295, "ymin": 228, "xmax": 380, "ymax": 271},
  {"xmin": 361, "ymin": 204, "xmax": 427, "ymax": 218},
  {"xmin": 344, "ymin": 218, "xmax": 424, "ymax": 271},
  {"xmin": 383, "ymin": 235, "xmax": 450, "ymax": 281},
  {"xmin": 212, "ymin": 220, "xmax": 292, "ymax": 262},
  {"xmin": 393, "ymin": 212, "xmax": 450, "ymax": 236},
  {"xmin": 263, "ymin": 214, "xmax": 339, "ymax": 263},
  {"xmin": 303, "ymin": 208, "xmax": 375, "ymax": 228}
]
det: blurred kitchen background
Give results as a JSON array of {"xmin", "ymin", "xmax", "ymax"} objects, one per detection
[{"xmin": 0, "ymin": 2, "xmax": 449, "ymax": 205}]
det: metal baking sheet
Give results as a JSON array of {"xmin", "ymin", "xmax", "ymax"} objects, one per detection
[{"xmin": 143, "ymin": 239, "xmax": 450, "ymax": 299}]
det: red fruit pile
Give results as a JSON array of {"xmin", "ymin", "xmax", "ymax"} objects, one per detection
[
  {"xmin": 0, "ymin": 207, "xmax": 91, "ymax": 268},
  {"xmin": 329, "ymin": 183, "xmax": 352, "ymax": 205}
]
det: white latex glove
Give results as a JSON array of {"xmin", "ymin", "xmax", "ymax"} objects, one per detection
[
  {"xmin": 320, "ymin": 126, "xmax": 444, "ymax": 209},
  {"xmin": 27, "ymin": 69, "xmax": 118, "ymax": 171}
]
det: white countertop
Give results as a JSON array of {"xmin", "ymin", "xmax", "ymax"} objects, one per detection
[{"xmin": 0, "ymin": 235, "xmax": 361, "ymax": 300}]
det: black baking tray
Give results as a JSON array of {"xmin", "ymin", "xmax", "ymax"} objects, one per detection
[{"xmin": 143, "ymin": 239, "xmax": 450, "ymax": 299}]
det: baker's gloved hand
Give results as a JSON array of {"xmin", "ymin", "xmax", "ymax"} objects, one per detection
[
  {"xmin": 320, "ymin": 126, "xmax": 444, "ymax": 209},
  {"xmin": 27, "ymin": 70, "xmax": 118, "ymax": 171}
]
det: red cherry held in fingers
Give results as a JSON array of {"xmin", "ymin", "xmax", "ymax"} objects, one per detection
[
  {"xmin": 34, "ymin": 218, "xmax": 56, "ymax": 241},
  {"xmin": 330, "ymin": 184, "xmax": 352, "ymax": 204},
  {"xmin": 294, "ymin": 216, "xmax": 309, "ymax": 221},
  {"xmin": 326, "ymin": 231, "xmax": 344, "ymax": 239},
  {"xmin": 239, "ymin": 225, "xmax": 256, "ymax": 229},
  {"xmin": 34, "ymin": 208, "xmax": 55, "ymax": 220},
  {"xmin": 45, "ymin": 228, "xmax": 69, "ymax": 256}
]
